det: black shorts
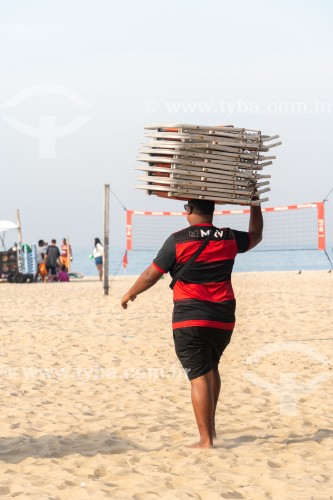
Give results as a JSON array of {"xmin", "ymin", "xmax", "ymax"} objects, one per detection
[
  {"xmin": 46, "ymin": 265, "xmax": 57, "ymax": 275},
  {"xmin": 173, "ymin": 326, "xmax": 233, "ymax": 380}
]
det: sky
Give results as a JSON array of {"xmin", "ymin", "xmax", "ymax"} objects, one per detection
[{"xmin": 0, "ymin": 0, "xmax": 332, "ymax": 251}]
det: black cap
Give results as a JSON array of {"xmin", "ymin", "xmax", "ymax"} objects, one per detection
[{"xmin": 188, "ymin": 199, "xmax": 215, "ymax": 214}]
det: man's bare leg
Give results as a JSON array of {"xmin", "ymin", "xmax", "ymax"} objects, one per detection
[
  {"xmin": 210, "ymin": 368, "xmax": 221, "ymax": 438},
  {"xmin": 188, "ymin": 371, "xmax": 214, "ymax": 448}
]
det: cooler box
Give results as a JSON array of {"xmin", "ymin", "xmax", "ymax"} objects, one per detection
[{"xmin": 0, "ymin": 251, "xmax": 18, "ymax": 279}]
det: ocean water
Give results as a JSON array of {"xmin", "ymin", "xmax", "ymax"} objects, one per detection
[{"xmin": 72, "ymin": 247, "xmax": 333, "ymax": 278}]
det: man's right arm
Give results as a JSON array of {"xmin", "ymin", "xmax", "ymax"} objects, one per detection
[
  {"xmin": 121, "ymin": 264, "xmax": 164, "ymax": 309},
  {"xmin": 121, "ymin": 234, "xmax": 175, "ymax": 310}
]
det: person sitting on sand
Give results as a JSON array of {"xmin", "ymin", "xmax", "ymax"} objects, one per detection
[
  {"xmin": 121, "ymin": 198, "xmax": 263, "ymax": 448},
  {"xmin": 58, "ymin": 265, "xmax": 70, "ymax": 282}
]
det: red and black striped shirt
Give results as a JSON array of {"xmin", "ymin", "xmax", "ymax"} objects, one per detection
[{"xmin": 153, "ymin": 223, "xmax": 250, "ymax": 330}]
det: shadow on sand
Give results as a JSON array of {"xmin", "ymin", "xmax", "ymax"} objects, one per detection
[{"xmin": 0, "ymin": 430, "xmax": 159, "ymax": 464}]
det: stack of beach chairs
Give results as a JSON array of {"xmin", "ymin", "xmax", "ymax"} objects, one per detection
[{"xmin": 135, "ymin": 124, "xmax": 281, "ymax": 205}]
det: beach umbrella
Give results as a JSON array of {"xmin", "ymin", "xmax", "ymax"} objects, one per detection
[{"xmin": 0, "ymin": 220, "xmax": 18, "ymax": 232}]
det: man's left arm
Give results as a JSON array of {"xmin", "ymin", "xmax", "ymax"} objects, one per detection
[{"xmin": 248, "ymin": 204, "xmax": 263, "ymax": 250}]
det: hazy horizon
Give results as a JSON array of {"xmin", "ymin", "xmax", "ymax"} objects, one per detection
[{"xmin": 1, "ymin": 0, "xmax": 332, "ymax": 251}]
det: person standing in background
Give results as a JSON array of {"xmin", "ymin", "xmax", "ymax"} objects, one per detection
[
  {"xmin": 45, "ymin": 239, "xmax": 61, "ymax": 282},
  {"xmin": 60, "ymin": 238, "xmax": 72, "ymax": 271},
  {"xmin": 93, "ymin": 237, "xmax": 104, "ymax": 281},
  {"xmin": 35, "ymin": 239, "xmax": 48, "ymax": 282}
]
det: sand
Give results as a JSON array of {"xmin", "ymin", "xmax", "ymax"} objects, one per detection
[{"xmin": 0, "ymin": 271, "xmax": 332, "ymax": 499}]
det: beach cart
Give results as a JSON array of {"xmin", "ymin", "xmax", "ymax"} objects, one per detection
[{"xmin": 0, "ymin": 220, "xmax": 37, "ymax": 283}]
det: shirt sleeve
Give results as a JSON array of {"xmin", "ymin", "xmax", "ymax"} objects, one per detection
[
  {"xmin": 153, "ymin": 234, "xmax": 176, "ymax": 273},
  {"xmin": 233, "ymin": 230, "xmax": 250, "ymax": 253}
]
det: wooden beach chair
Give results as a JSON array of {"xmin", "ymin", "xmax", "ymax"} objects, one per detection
[{"xmin": 135, "ymin": 124, "xmax": 281, "ymax": 205}]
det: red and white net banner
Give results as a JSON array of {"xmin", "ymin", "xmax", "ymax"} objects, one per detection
[{"xmin": 126, "ymin": 202, "xmax": 325, "ymax": 252}]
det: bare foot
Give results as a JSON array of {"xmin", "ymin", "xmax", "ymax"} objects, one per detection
[{"xmin": 187, "ymin": 441, "xmax": 213, "ymax": 449}]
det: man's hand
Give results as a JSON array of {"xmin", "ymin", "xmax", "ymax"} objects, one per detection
[
  {"xmin": 121, "ymin": 292, "xmax": 137, "ymax": 309},
  {"xmin": 120, "ymin": 264, "xmax": 164, "ymax": 310}
]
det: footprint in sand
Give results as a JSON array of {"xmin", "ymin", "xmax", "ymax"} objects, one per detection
[
  {"xmin": 222, "ymin": 491, "xmax": 245, "ymax": 499},
  {"xmin": 133, "ymin": 493, "xmax": 160, "ymax": 500},
  {"xmin": 267, "ymin": 460, "xmax": 282, "ymax": 468},
  {"xmin": 94, "ymin": 465, "xmax": 108, "ymax": 478},
  {"xmin": 312, "ymin": 474, "xmax": 330, "ymax": 483}
]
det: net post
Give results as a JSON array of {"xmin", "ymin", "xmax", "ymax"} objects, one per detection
[
  {"xmin": 317, "ymin": 202, "xmax": 325, "ymax": 251},
  {"xmin": 126, "ymin": 210, "xmax": 133, "ymax": 251}
]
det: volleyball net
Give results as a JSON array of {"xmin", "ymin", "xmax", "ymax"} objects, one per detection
[{"xmin": 126, "ymin": 202, "xmax": 326, "ymax": 252}]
